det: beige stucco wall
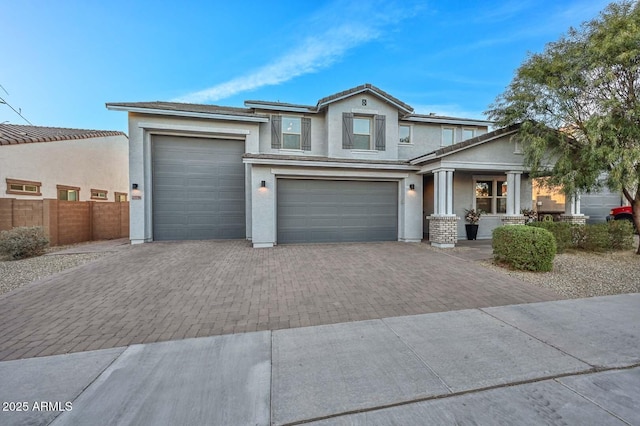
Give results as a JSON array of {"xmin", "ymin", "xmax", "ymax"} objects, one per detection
[
  {"xmin": 0, "ymin": 135, "xmax": 129, "ymax": 202},
  {"xmin": 399, "ymin": 124, "xmax": 488, "ymax": 160}
]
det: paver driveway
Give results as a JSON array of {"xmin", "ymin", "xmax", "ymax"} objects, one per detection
[{"xmin": 0, "ymin": 241, "xmax": 561, "ymax": 361}]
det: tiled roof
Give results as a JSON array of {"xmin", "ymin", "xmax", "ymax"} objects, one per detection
[
  {"xmin": 316, "ymin": 83, "xmax": 414, "ymax": 113},
  {"xmin": 0, "ymin": 124, "xmax": 126, "ymax": 146},
  {"xmin": 106, "ymin": 101, "xmax": 260, "ymax": 117},
  {"xmin": 244, "ymin": 100, "xmax": 315, "ymax": 110}
]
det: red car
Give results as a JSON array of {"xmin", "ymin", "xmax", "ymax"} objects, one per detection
[{"xmin": 607, "ymin": 205, "xmax": 634, "ymax": 223}]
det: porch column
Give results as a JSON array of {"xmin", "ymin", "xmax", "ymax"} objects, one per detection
[
  {"xmin": 433, "ymin": 168, "xmax": 454, "ymax": 215},
  {"xmin": 560, "ymin": 193, "xmax": 588, "ymax": 224},
  {"xmin": 429, "ymin": 168, "xmax": 458, "ymax": 248},
  {"xmin": 502, "ymin": 171, "xmax": 526, "ymax": 225}
]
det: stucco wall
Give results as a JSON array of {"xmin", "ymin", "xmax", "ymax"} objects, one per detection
[
  {"xmin": 325, "ymin": 94, "xmax": 400, "ymax": 160},
  {"xmin": 0, "ymin": 135, "xmax": 129, "ymax": 201},
  {"xmin": 398, "ymin": 124, "xmax": 488, "ymax": 160}
]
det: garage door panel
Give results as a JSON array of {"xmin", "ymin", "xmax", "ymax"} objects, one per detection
[
  {"xmin": 152, "ymin": 136, "xmax": 245, "ymax": 241},
  {"xmin": 277, "ymin": 179, "xmax": 398, "ymax": 244}
]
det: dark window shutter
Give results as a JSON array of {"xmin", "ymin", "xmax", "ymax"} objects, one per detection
[
  {"xmin": 375, "ymin": 115, "xmax": 386, "ymax": 151},
  {"xmin": 301, "ymin": 117, "xmax": 311, "ymax": 151},
  {"xmin": 271, "ymin": 115, "xmax": 282, "ymax": 149},
  {"xmin": 342, "ymin": 113, "xmax": 354, "ymax": 149}
]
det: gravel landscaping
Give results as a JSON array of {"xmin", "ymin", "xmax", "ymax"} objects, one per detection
[
  {"xmin": 482, "ymin": 249, "xmax": 640, "ymax": 299},
  {"xmin": 0, "ymin": 244, "xmax": 111, "ymax": 296}
]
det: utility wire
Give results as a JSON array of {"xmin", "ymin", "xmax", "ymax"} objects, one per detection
[{"xmin": 0, "ymin": 91, "xmax": 33, "ymax": 125}]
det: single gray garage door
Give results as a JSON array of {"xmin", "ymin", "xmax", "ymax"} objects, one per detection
[
  {"xmin": 152, "ymin": 135, "xmax": 245, "ymax": 240},
  {"xmin": 277, "ymin": 179, "xmax": 398, "ymax": 244}
]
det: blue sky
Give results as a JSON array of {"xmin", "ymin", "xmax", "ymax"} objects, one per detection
[{"xmin": 1, "ymin": 0, "xmax": 612, "ymax": 133}]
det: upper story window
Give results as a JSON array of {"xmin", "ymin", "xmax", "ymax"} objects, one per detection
[
  {"xmin": 91, "ymin": 189, "xmax": 108, "ymax": 200},
  {"xmin": 57, "ymin": 185, "xmax": 80, "ymax": 201},
  {"xmin": 342, "ymin": 113, "xmax": 386, "ymax": 151},
  {"xmin": 475, "ymin": 179, "xmax": 507, "ymax": 214},
  {"xmin": 399, "ymin": 125, "xmax": 411, "ymax": 144},
  {"xmin": 271, "ymin": 115, "xmax": 311, "ymax": 150},
  {"xmin": 6, "ymin": 178, "xmax": 42, "ymax": 196},
  {"xmin": 442, "ymin": 128, "xmax": 455, "ymax": 146},
  {"xmin": 353, "ymin": 117, "xmax": 371, "ymax": 149},
  {"xmin": 462, "ymin": 128, "xmax": 475, "ymax": 140},
  {"xmin": 282, "ymin": 116, "xmax": 301, "ymax": 149}
]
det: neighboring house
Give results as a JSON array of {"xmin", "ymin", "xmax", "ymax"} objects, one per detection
[
  {"xmin": 107, "ymin": 83, "xmax": 587, "ymax": 248},
  {"xmin": 0, "ymin": 124, "xmax": 129, "ymax": 203}
]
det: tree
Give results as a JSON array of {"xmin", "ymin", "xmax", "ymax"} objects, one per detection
[{"xmin": 486, "ymin": 1, "xmax": 640, "ymax": 253}]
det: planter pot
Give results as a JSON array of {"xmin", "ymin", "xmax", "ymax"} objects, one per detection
[{"xmin": 465, "ymin": 224, "xmax": 479, "ymax": 240}]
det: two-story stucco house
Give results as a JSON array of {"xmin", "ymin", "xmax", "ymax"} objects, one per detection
[{"xmin": 107, "ymin": 84, "xmax": 587, "ymax": 248}]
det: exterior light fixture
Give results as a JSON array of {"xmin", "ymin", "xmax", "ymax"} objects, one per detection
[
  {"xmin": 409, "ymin": 184, "xmax": 415, "ymax": 190},
  {"xmin": 131, "ymin": 183, "xmax": 142, "ymax": 199},
  {"xmin": 261, "ymin": 180, "xmax": 266, "ymax": 188},
  {"xmin": 132, "ymin": 183, "xmax": 138, "ymax": 189}
]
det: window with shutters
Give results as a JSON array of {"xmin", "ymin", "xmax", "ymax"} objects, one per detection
[
  {"xmin": 343, "ymin": 113, "xmax": 385, "ymax": 151},
  {"xmin": 282, "ymin": 116, "xmax": 301, "ymax": 149},
  {"xmin": 353, "ymin": 117, "xmax": 371, "ymax": 149},
  {"xmin": 271, "ymin": 115, "xmax": 311, "ymax": 150}
]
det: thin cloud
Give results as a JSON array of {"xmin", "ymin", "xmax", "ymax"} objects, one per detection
[{"xmin": 173, "ymin": 1, "xmax": 419, "ymax": 104}]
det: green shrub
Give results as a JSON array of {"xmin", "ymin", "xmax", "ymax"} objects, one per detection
[
  {"xmin": 493, "ymin": 225, "xmax": 556, "ymax": 272},
  {"xmin": 0, "ymin": 226, "xmax": 49, "ymax": 260},
  {"xmin": 578, "ymin": 223, "xmax": 609, "ymax": 252},
  {"xmin": 607, "ymin": 220, "xmax": 634, "ymax": 250},
  {"xmin": 528, "ymin": 220, "xmax": 634, "ymax": 252},
  {"xmin": 528, "ymin": 221, "xmax": 575, "ymax": 253}
]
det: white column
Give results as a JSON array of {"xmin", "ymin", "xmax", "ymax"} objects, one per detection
[
  {"xmin": 506, "ymin": 172, "xmax": 515, "ymax": 215},
  {"xmin": 565, "ymin": 193, "xmax": 582, "ymax": 215},
  {"xmin": 446, "ymin": 170, "xmax": 454, "ymax": 215},
  {"xmin": 514, "ymin": 173, "xmax": 521, "ymax": 214},
  {"xmin": 433, "ymin": 171, "xmax": 440, "ymax": 215},
  {"xmin": 438, "ymin": 170, "xmax": 447, "ymax": 215}
]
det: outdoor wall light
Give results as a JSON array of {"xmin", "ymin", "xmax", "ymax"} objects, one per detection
[
  {"xmin": 132, "ymin": 183, "xmax": 138, "ymax": 189},
  {"xmin": 261, "ymin": 180, "xmax": 266, "ymax": 188},
  {"xmin": 409, "ymin": 184, "xmax": 415, "ymax": 190}
]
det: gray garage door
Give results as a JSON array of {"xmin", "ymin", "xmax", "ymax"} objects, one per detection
[
  {"xmin": 152, "ymin": 135, "xmax": 245, "ymax": 240},
  {"xmin": 277, "ymin": 179, "xmax": 398, "ymax": 244}
]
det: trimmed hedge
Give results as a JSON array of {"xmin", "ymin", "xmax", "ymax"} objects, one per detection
[
  {"xmin": 528, "ymin": 220, "xmax": 634, "ymax": 252},
  {"xmin": 0, "ymin": 226, "xmax": 50, "ymax": 260},
  {"xmin": 493, "ymin": 225, "xmax": 556, "ymax": 272}
]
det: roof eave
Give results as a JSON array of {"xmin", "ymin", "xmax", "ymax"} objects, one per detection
[
  {"xmin": 106, "ymin": 104, "xmax": 269, "ymax": 123},
  {"xmin": 403, "ymin": 116, "xmax": 494, "ymax": 126},
  {"xmin": 244, "ymin": 102, "xmax": 317, "ymax": 114}
]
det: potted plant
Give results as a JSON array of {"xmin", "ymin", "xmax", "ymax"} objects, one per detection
[{"xmin": 464, "ymin": 208, "xmax": 483, "ymax": 240}]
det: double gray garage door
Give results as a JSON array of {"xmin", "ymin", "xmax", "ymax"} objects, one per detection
[
  {"xmin": 152, "ymin": 135, "xmax": 398, "ymax": 243},
  {"xmin": 277, "ymin": 179, "xmax": 398, "ymax": 244}
]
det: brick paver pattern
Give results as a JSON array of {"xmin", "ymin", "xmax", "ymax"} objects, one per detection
[{"xmin": 0, "ymin": 241, "xmax": 562, "ymax": 361}]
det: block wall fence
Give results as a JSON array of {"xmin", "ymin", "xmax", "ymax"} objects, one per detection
[{"xmin": 0, "ymin": 199, "xmax": 129, "ymax": 246}]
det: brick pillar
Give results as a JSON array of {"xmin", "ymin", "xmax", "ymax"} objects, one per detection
[
  {"xmin": 501, "ymin": 215, "xmax": 527, "ymax": 225},
  {"xmin": 429, "ymin": 215, "xmax": 459, "ymax": 248}
]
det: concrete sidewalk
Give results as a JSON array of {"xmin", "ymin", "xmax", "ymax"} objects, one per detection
[{"xmin": 1, "ymin": 294, "xmax": 638, "ymax": 425}]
